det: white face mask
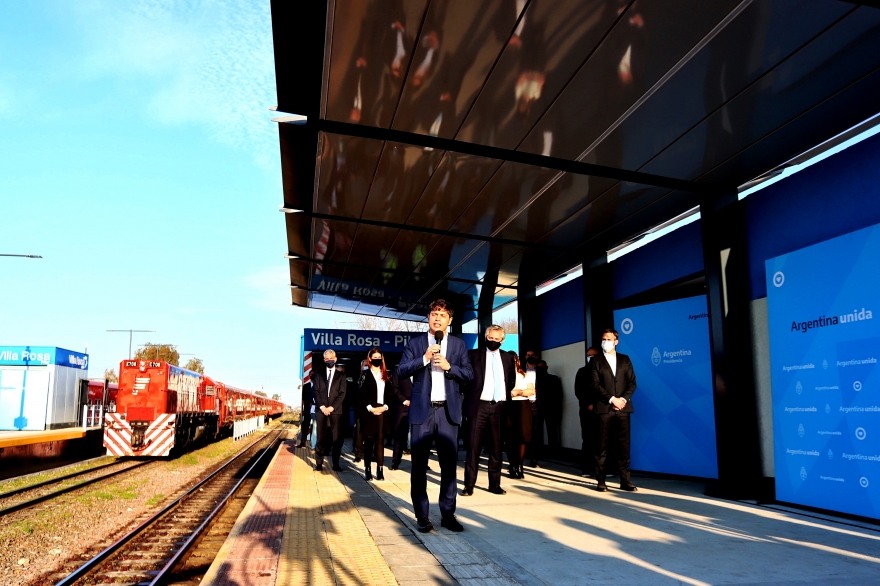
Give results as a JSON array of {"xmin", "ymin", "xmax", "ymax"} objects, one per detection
[{"xmin": 601, "ymin": 340, "xmax": 616, "ymax": 353}]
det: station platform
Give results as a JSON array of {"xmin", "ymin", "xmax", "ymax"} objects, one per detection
[
  {"xmin": 0, "ymin": 427, "xmax": 90, "ymax": 449},
  {"xmin": 202, "ymin": 437, "xmax": 880, "ymax": 586}
]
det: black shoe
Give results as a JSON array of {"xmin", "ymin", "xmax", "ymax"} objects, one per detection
[
  {"xmin": 508, "ymin": 466, "xmax": 518, "ymax": 479},
  {"xmin": 596, "ymin": 484, "xmax": 608, "ymax": 492},
  {"xmin": 620, "ymin": 484, "xmax": 638, "ymax": 492},
  {"xmin": 488, "ymin": 486, "xmax": 506, "ymax": 495},
  {"xmin": 517, "ymin": 467, "xmax": 525, "ymax": 479},
  {"xmin": 354, "ymin": 456, "xmax": 362, "ymax": 463},
  {"xmin": 403, "ymin": 449, "xmax": 411, "ymax": 455},
  {"xmin": 461, "ymin": 488, "xmax": 474, "ymax": 496},
  {"xmin": 416, "ymin": 518, "xmax": 434, "ymax": 533},
  {"xmin": 529, "ymin": 459, "xmax": 538, "ymax": 467},
  {"xmin": 315, "ymin": 464, "xmax": 323, "ymax": 471},
  {"xmin": 376, "ymin": 467, "xmax": 384, "ymax": 480},
  {"xmin": 440, "ymin": 515, "xmax": 464, "ymax": 532},
  {"xmin": 390, "ymin": 463, "xmax": 399, "ymax": 470},
  {"xmin": 364, "ymin": 467, "xmax": 372, "ymax": 481},
  {"xmin": 333, "ymin": 465, "xmax": 343, "ymax": 471}
]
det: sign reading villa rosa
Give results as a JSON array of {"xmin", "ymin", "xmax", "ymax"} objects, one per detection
[
  {"xmin": 767, "ymin": 223, "xmax": 880, "ymax": 520},
  {"xmin": 614, "ymin": 296, "xmax": 717, "ymax": 479}
]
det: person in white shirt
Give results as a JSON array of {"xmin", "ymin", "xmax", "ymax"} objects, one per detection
[
  {"xmin": 359, "ymin": 348, "xmax": 391, "ymax": 481},
  {"xmin": 507, "ymin": 353, "xmax": 535, "ymax": 479}
]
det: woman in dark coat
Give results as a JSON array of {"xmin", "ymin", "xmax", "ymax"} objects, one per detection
[{"xmin": 359, "ymin": 347, "xmax": 391, "ymax": 480}]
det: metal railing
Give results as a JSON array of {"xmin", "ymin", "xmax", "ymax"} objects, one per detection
[
  {"xmin": 81, "ymin": 405, "xmax": 104, "ymax": 428},
  {"xmin": 232, "ymin": 416, "xmax": 263, "ymax": 441}
]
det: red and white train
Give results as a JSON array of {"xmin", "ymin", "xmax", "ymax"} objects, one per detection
[{"xmin": 104, "ymin": 360, "xmax": 284, "ymax": 457}]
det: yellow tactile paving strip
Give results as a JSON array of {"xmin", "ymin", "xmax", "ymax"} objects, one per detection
[{"xmin": 275, "ymin": 446, "xmax": 399, "ymax": 586}]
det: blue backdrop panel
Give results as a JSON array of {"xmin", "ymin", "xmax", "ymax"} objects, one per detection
[
  {"xmin": 540, "ymin": 278, "xmax": 585, "ymax": 350},
  {"xmin": 613, "ymin": 296, "xmax": 718, "ymax": 478},
  {"xmin": 766, "ymin": 223, "xmax": 880, "ymax": 520}
]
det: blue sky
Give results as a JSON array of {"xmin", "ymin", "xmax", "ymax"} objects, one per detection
[{"xmin": 0, "ymin": 1, "xmax": 361, "ymax": 404}]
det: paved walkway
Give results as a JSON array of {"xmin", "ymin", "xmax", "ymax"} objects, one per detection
[{"xmin": 204, "ymin": 435, "xmax": 880, "ymax": 585}]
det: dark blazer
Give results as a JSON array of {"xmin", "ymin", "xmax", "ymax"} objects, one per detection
[
  {"xmin": 391, "ymin": 368, "xmax": 412, "ymax": 416},
  {"xmin": 313, "ymin": 367, "xmax": 347, "ymax": 413},
  {"xmin": 301, "ymin": 381, "xmax": 314, "ymax": 409},
  {"xmin": 462, "ymin": 348, "xmax": 515, "ymax": 419},
  {"xmin": 538, "ymin": 371, "xmax": 563, "ymax": 420},
  {"xmin": 358, "ymin": 369, "xmax": 391, "ymax": 436},
  {"xmin": 398, "ymin": 333, "xmax": 474, "ymax": 425},
  {"xmin": 590, "ymin": 352, "xmax": 636, "ymax": 414},
  {"xmin": 574, "ymin": 365, "xmax": 594, "ymax": 417}
]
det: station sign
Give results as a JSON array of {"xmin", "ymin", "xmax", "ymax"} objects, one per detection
[
  {"xmin": 0, "ymin": 346, "xmax": 89, "ymax": 370},
  {"xmin": 303, "ymin": 329, "xmax": 519, "ymax": 354}
]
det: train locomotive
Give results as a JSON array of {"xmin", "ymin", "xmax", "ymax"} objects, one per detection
[{"xmin": 103, "ymin": 360, "xmax": 284, "ymax": 457}]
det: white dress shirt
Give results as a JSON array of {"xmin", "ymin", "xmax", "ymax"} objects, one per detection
[
  {"xmin": 480, "ymin": 348, "xmax": 504, "ymax": 401},
  {"xmin": 422, "ymin": 332, "xmax": 449, "ymax": 401},
  {"xmin": 512, "ymin": 371, "xmax": 535, "ymax": 401},
  {"xmin": 605, "ymin": 352, "xmax": 617, "ymax": 376}
]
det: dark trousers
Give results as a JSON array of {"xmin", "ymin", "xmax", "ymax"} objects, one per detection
[
  {"xmin": 464, "ymin": 401, "xmax": 505, "ymax": 490},
  {"xmin": 315, "ymin": 411, "xmax": 343, "ymax": 468},
  {"xmin": 363, "ymin": 414, "xmax": 386, "ymax": 468},
  {"xmin": 353, "ymin": 416, "xmax": 364, "ymax": 458},
  {"xmin": 527, "ymin": 401, "xmax": 542, "ymax": 461},
  {"xmin": 545, "ymin": 415, "xmax": 562, "ymax": 453},
  {"xmin": 410, "ymin": 404, "xmax": 459, "ymax": 520},
  {"xmin": 299, "ymin": 409, "xmax": 312, "ymax": 445},
  {"xmin": 391, "ymin": 412, "xmax": 409, "ymax": 466},
  {"xmin": 595, "ymin": 411, "xmax": 631, "ymax": 486},
  {"xmin": 579, "ymin": 409, "xmax": 598, "ymax": 473}
]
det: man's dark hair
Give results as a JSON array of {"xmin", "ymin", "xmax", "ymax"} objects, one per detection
[
  {"xmin": 537, "ymin": 360, "xmax": 548, "ymax": 369},
  {"xmin": 428, "ymin": 299, "xmax": 453, "ymax": 317},
  {"xmin": 603, "ymin": 328, "xmax": 619, "ymax": 340}
]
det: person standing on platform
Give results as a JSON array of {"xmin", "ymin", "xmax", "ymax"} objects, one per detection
[
  {"xmin": 536, "ymin": 360, "xmax": 563, "ymax": 458},
  {"xmin": 297, "ymin": 374, "xmax": 314, "ymax": 448},
  {"xmin": 352, "ymin": 359, "xmax": 368, "ymax": 462},
  {"xmin": 398, "ymin": 299, "xmax": 473, "ymax": 533},
  {"xmin": 507, "ymin": 353, "xmax": 535, "ymax": 478},
  {"xmin": 313, "ymin": 349, "xmax": 347, "ymax": 472},
  {"xmin": 461, "ymin": 325, "xmax": 515, "ymax": 496},
  {"xmin": 359, "ymin": 347, "xmax": 391, "ymax": 481},
  {"xmin": 591, "ymin": 329, "xmax": 638, "ymax": 492},
  {"xmin": 575, "ymin": 346, "xmax": 600, "ymax": 476},
  {"xmin": 524, "ymin": 349, "xmax": 542, "ymax": 467},
  {"xmin": 390, "ymin": 365, "xmax": 412, "ymax": 470}
]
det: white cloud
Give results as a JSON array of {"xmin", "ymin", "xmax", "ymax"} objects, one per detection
[{"xmin": 70, "ymin": 0, "xmax": 278, "ymax": 167}]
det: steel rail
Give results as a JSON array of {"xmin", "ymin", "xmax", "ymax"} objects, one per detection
[
  {"xmin": 55, "ymin": 425, "xmax": 287, "ymax": 586},
  {"xmin": 149, "ymin": 426, "xmax": 288, "ymax": 585},
  {"xmin": 0, "ymin": 460, "xmax": 127, "ymax": 501},
  {"xmin": 0, "ymin": 461, "xmax": 154, "ymax": 518}
]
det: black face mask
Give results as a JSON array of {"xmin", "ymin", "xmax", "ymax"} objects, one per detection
[
  {"xmin": 485, "ymin": 340, "xmax": 502, "ymax": 351},
  {"xmin": 526, "ymin": 356, "xmax": 537, "ymax": 365},
  {"xmin": 370, "ymin": 358, "xmax": 383, "ymax": 367},
  {"xmin": 325, "ymin": 360, "xmax": 336, "ymax": 368}
]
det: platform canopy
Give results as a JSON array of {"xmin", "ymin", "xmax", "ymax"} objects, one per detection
[{"xmin": 271, "ymin": 0, "xmax": 880, "ymax": 322}]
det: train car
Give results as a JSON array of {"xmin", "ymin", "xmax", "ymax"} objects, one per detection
[
  {"xmin": 87, "ymin": 379, "xmax": 118, "ymax": 410},
  {"xmin": 104, "ymin": 360, "xmax": 286, "ymax": 457}
]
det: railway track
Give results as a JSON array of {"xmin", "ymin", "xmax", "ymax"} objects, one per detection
[
  {"xmin": 0, "ymin": 460, "xmax": 155, "ymax": 518},
  {"xmin": 55, "ymin": 424, "xmax": 288, "ymax": 586}
]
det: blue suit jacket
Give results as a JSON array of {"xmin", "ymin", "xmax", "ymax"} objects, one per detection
[{"xmin": 398, "ymin": 333, "xmax": 474, "ymax": 425}]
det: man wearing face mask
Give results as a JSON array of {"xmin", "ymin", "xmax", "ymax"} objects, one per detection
[
  {"xmin": 461, "ymin": 325, "xmax": 515, "ymax": 496},
  {"xmin": 575, "ymin": 347, "xmax": 600, "ymax": 476},
  {"xmin": 591, "ymin": 330, "xmax": 637, "ymax": 492},
  {"xmin": 313, "ymin": 349, "xmax": 347, "ymax": 472}
]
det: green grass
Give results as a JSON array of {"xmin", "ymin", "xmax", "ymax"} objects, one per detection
[
  {"xmin": 145, "ymin": 493, "xmax": 165, "ymax": 507},
  {"xmin": 78, "ymin": 481, "xmax": 141, "ymax": 503},
  {"xmin": 0, "ymin": 456, "xmax": 117, "ymax": 494}
]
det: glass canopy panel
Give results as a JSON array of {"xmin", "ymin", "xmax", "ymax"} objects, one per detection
[
  {"xmin": 586, "ymin": 0, "xmax": 854, "ymax": 173},
  {"xmin": 346, "ymin": 224, "xmax": 403, "ymax": 269},
  {"xmin": 641, "ymin": 8, "xmax": 880, "ymax": 182},
  {"xmin": 391, "ymin": 0, "xmax": 522, "ymax": 138},
  {"xmin": 310, "ymin": 219, "xmax": 359, "ymax": 268},
  {"xmin": 517, "ymin": 0, "xmax": 742, "ymax": 161},
  {"xmin": 315, "ymin": 133, "xmax": 384, "ymax": 217},
  {"xmin": 324, "ymin": 0, "xmax": 429, "ymax": 128},
  {"xmin": 456, "ymin": 0, "xmax": 621, "ymax": 150},
  {"xmin": 361, "ymin": 142, "xmax": 446, "ymax": 224},
  {"xmin": 447, "ymin": 242, "xmax": 523, "ymax": 282}
]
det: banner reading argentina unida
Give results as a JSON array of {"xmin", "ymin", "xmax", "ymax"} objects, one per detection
[{"xmin": 767, "ymin": 223, "xmax": 880, "ymax": 520}]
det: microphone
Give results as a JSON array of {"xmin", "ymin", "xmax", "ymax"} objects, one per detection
[{"xmin": 433, "ymin": 330, "xmax": 443, "ymax": 355}]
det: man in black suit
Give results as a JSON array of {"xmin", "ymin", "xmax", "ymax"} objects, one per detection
[
  {"xmin": 297, "ymin": 374, "xmax": 314, "ymax": 448},
  {"xmin": 591, "ymin": 329, "xmax": 637, "ymax": 492},
  {"xmin": 313, "ymin": 349, "xmax": 347, "ymax": 472},
  {"xmin": 390, "ymin": 365, "xmax": 412, "ymax": 470},
  {"xmin": 574, "ymin": 347, "xmax": 600, "ymax": 475},
  {"xmin": 536, "ymin": 360, "xmax": 563, "ymax": 457},
  {"xmin": 462, "ymin": 325, "xmax": 515, "ymax": 496}
]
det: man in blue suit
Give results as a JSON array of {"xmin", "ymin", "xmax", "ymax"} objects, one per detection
[{"xmin": 398, "ymin": 299, "xmax": 473, "ymax": 533}]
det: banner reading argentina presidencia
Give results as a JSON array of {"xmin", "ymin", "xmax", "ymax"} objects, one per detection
[{"xmin": 767, "ymin": 223, "xmax": 880, "ymax": 520}]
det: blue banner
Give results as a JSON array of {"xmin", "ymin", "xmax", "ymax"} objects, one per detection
[
  {"xmin": 767, "ymin": 223, "xmax": 880, "ymax": 519},
  {"xmin": 614, "ymin": 296, "xmax": 718, "ymax": 479},
  {"xmin": 304, "ymin": 329, "xmax": 518, "ymax": 354},
  {"xmin": 0, "ymin": 346, "xmax": 88, "ymax": 370}
]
